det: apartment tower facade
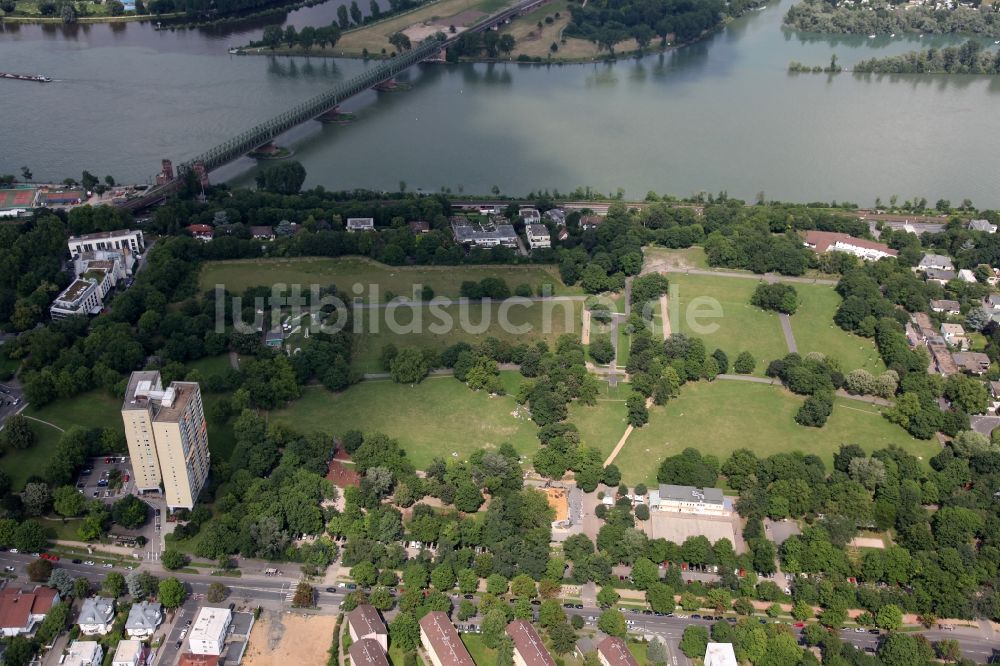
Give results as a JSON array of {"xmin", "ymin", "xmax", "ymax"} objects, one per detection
[{"xmin": 121, "ymin": 371, "xmax": 210, "ymax": 510}]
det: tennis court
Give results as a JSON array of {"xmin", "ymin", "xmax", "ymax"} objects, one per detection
[{"xmin": 0, "ymin": 187, "xmax": 38, "ymax": 210}]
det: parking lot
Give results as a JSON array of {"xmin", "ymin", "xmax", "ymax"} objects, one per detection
[{"xmin": 75, "ymin": 455, "xmax": 134, "ymax": 504}]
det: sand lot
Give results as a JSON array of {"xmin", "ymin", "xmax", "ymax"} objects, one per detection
[
  {"xmin": 640, "ymin": 511, "xmax": 744, "ymax": 553},
  {"xmin": 243, "ymin": 611, "xmax": 337, "ymax": 666}
]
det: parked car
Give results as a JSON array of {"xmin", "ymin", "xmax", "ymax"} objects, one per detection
[
  {"xmin": 71, "ymin": 559, "xmax": 82, "ymax": 564},
  {"xmin": 83, "ymin": 561, "xmax": 95, "ymax": 566}
]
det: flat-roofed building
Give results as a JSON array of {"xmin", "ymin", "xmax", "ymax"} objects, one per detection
[
  {"xmin": 68, "ymin": 229, "xmax": 144, "ymax": 256},
  {"xmin": 346, "ymin": 605, "xmax": 388, "ymax": 652},
  {"xmin": 506, "ymin": 620, "xmax": 555, "ymax": 666},
  {"xmin": 652, "ymin": 485, "xmax": 730, "ymax": 516},
  {"xmin": 704, "ymin": 643, "xmax": 738, "ymax": 666},
  {"xmin": 419, "ymin": 611, "xmax": 474, "ymax": 666},
  {"xmin": 64, "ymin": 641, "xmax": 103, "ymax": 666},
  {"xmin": 347, "ymin": 218, "xmax": 375, "ymax": 232},
  {"xmin": 596, "ymin": 636, "xmax": 639, "ymax": 666},
  {"xmin": 122, "ymin": 371, "xmax": 210, "ymax": 510},
  {"xmin": 188, "ymin": 607, "xmax": 231, "ymax": 656},
  {"xmin": 451, "ymin": 220, "xmax": 519, "ymax": 248},
  {"xmin": 111, "ymin": 639, "xmax": 147, "ymax": 666},
  {"xmin": 348, "ymin": 638, "xmax": 390, "ymax": 666},
  {"xmin": 50, "ymin": 278, "xmax": 103, "ymax": 320}
]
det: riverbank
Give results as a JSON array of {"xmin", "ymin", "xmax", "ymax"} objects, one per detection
[
  {"xmin": 783, "ymin": 0, "xmax": 1000, "ymax": 38},
  {"xmin": 0, "ymin": 11, "xmax": 182, "ymax": 23}
]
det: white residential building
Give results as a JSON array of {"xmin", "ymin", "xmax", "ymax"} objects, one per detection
[
  {"xmin": 346, "ymin": 217, "xmax": 375, "ymax": 232},
  {"xmin": 525, "ymin": 224, "xmax": 551, "ymax": 250},
  {"xmin": 651, "ymin": 485, "xmax": 731, "ymax": 516},
  {"xmin": 78, "ymin": 597, "xmax": 115, "ymax": 635},
  {"xmin": 704, "ymin": 643, "xmax": 738, "ymax": 666},
  {"xmin": 918, "ymin": 253, "xmax": 954, "ymax": 272},
  {"xmin": 958, "ymin": 269, "xmax": 978, "ymax": 283},
  {"xmin": 941, "ymin": 323, "xmax": 968, "ymax": 349},
  {"xmin": 49, "ymin": 278, "xmax": 103, "ymax": 320},
  {"xmin": 125, "ymin": 601, "xmax": 162, "ymax": 638},
  {"xmin": 64, "ymin": 641, "xmax": 104, "ymax": 666},
  {"xmin": 970, "ymin": 219, "xmax": 997, "ymax": 234},
  {"xmin": 802, "ymin": 231, "xmax": 897, "ymax": 261},
  {"xmin": 68, "ymin": 229, "xmax": 144, "ymax": 256},
  {"xmin": 111, "ymin": 639, "xmax": 147, "ymax": 666},
  {"xmin": 188, "ymin": 607, "xmax": 232, "ymax": 655},
  {"xmin": 519, "ymin": 207, "xmax": 541, "ymax": 224}
]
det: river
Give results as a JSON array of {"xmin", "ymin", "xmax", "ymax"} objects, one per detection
[{"xmin": 1, "ymin": 0, "xmax": 999, "ymax": 204}]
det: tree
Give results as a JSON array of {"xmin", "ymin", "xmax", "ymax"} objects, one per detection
[
  {"xmin": 679, "ymin": 625, "xmax": 709, "ymax": 657},
  {"xmin": 876, "ymin": 603, "xmax": 903, "ymax": 631},
  {"xmin": 352, "ymin": 561, "xmax": 378, "ymax": 587},
  {"xmin": 482, "ymin": 607, "xmax": 508, "ymax": 648},
  {"xmin": 112, "ymin": 495, "xmax": 148, "ymax": 528},
  {"xmin": 944, "ymin": 373, "xmax": 988, "ymax": 415},
  {"xmin": 14, "ymin": 520, "xmax": 47, "ymax": 552},
  {"xmin": 495, "ymin": 635, "xmax": 514, "ymax": 666},
  {"xmin": 255, "ymin": 161, "xmax": 307, "ymax": 195},
  {"xmin": 626, "ymin": 392, "xmax": 649, "ymax": 427},
  {"xmin": 390, "ymin": 612, "xmax": 421, "ymax": 651},
  {"xmin": 292, "ymin": 582, "xmax": 315, "ymax": 607},
  {"xmin": 751, "ymin": 282, "xmax": 799, "ymax": 314},
  {"xmin": 162, "ymin": 549, "xmax": 189, "ymax": 571},
  {"xmin": 389, "ymin": 31, "xmax": 412, "ymax": 52},
  {"xmin": 510, "ymin": 574, "xmax": 537, "ymax": 599},
  {"xmin": 597, "ymin": 609, "xmax": 627, "ymax": 637},
  {"xmin": 159, "ymin": 577, "xmax": 186, "ymax": 609},
  {"xmin": 646, "ymin": 582, "xmax": 674, "ymax": 613},
  {"xmin": 431, "ymin": 564, "xmax": 456, "ymax": 591},
  {"xmin": 597, "ymin": 586, "xmax": 620, "ymax": 608},
  {"xmin": 733, "ymin": 351, "xmax": 755, "ymax": 374},
  {"xmin": 498, "ymin": 33, "xmax": 515, "ymax": 56},
  {"xmin": 101, "ymin": 571, "xmax": 126, "ymax": 598},
  {"xmin": 390, "ymin": 347, "xmax": 429, "ymax": 384},
  {"xmin": 486, "ymin": 573, "xmax": 508, "ymax": 595},
  {"xmin": 207, "ymin": 582, "xmax": 228, "ymax": 603},
  {"xmin": 27, "ymin": 558, "xmax": 53, "ymax": 582},
  {"xmin": 589, "ymin": 335, "xmax": 615, "ymax": 364},
  {"xmin": 48, "ymin": 568, "xmax": 75, "ymax": 596},
  {"xmin": 549, "ymin": 622, "xmax": 577, "ymax": 654},
  {"xmin": 52, "ymin": 485, "xmax": 86, "ymax": 518},
  {"xmin": 647, "ymin": 638, "xmax": 668, "ymax": 664},
  {"xmin": 1, "ymin": 414, "xmax": 35, "ymax": 450},
  {"xmin": 21, "ymin": 482, "xmax": 50, "ymax": 516}
]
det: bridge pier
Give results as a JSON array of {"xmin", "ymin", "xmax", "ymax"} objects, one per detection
[
  {"xmin": 373, "ymin": 78, "xmax": 397, "ymax": 92},
  {"xmin": 248, "ymin": 142, "xmax": 292, "ymax": 160},
  {"xmin": 316, "ymin": 106, "xmax": 356, "ymax": 124}
]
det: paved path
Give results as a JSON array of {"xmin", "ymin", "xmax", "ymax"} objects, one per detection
[
  {"xmin": 581, "ymin": 308, "xmax": 592, "ymax": 345},
  {"xmin": 643, "ymin": 264, "xmax": 838, "ymax": 286},
  {"xmin": 21, "ymin": 414, "xmax": 63, "ymax": 432},
  {"xmin": 779, "ymin": 313, "xmax": 798, "ymax": 353},
  {"xmin": 660, "ymin": 294, "xmax": 670, "ymax": 340},
  {"xmin": 716, "ymin": 374, "xmax": 891, "ymax": 406},
  {"xmin": 602, "ymin": 396, "xmax": 653, "ymax": 467}
]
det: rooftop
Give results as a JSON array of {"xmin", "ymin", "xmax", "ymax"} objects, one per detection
[
  {"xmin": 153, "ymin": 381, "xmax": 199, "ymax": 423},
  {"xmin": 112, "ymin": 639, "xmax": 144, "ymax": 663},
  {"xmin": 64, "ymin": 641, "xmax": 102, "ymax": 666},
  {"xmin": 704, "ymin": 642, "xmax": 738, "ymax": 666},
  {"xmin": 190, "ymin": 607, "xmax": 231, "ymax": 643},
  {"xmin": 125, "ymin": 601, "xmax": 162, "ymax": 631},
  {"xmin": 122, "ymin": 370, "xmax": 163, "ymax": 412},
  {"xmin": 506, "ymin": 620, "xmax": 555, "ymax": 666},
  {"xmin": 69, "ymin": 229, "xmax": 138, "ymax": 242},
  {"xmin": 348, "ymin": 638, "xmax": 390, "ymax": 666},
  {"xmin": 0, "ymin": 586, "xmax": 57, "ymax": 630},
  {"xmin": 597, "ymin": 636, "xmax": 639, "ymax": 666},
  {"xmin": 78, "ymin": 597, "xmax": 114, "ymax": 625},
  {"xmin": 659, "ymin": 484, "xmax": 725, "ymax": 505},
  {"xmin": 920, "ymin": 253, "xmax": 954, "ymax": 268},
  {"xmin": 56, "ymin": 279, "xmax": 97, "ymax": 304},
  {"xmin": 801, "ymin": 230, "xmax": 897, "ymax": 256},
  {"xmin": 347, "ymin": 605, "xmax": 387, "ymax": 637},
  {"xmin": 419, "ymin": 611, "xmax": 474, "ymax": 666},
  {"xmin": 526, "ymin": 223, "xmax": 549, "ymax": 237}
]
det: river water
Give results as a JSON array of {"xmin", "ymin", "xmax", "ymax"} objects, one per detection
[{"xmin": 1, "ymin": 1, "xmax": 999, "ymax": 204}]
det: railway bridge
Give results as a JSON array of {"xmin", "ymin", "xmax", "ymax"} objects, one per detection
[{"xmin": 119, "ymin": 0, "xmax": 540, "ymax": 213}]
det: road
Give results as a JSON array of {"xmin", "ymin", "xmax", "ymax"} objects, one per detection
[{"xmin": 2, "ymin": 552, "xmax": 997, "ymax": 663}]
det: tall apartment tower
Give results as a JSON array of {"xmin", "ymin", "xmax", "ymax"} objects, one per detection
[{"xmin": 121, "ymin": 371, "xmax": 211, "ymax": 510}]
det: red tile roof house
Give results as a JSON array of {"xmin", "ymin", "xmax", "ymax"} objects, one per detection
[
  {"xmin": 0, "ymin": 586, "xmax": 59, "ymax": 637},
  {"xmin": 186, "ymin": 224, "xmax": 215, "ymax": 241},
  {"xmin": 346, "ymin": 605, "xmax": 388, "ymax": 652},
  {"xmin": 506, "ymin": 620, "xmax": 556, "ymax": 666},
  {"xmin": 597, "ymin": 636, "xmax": 640, "ymax": 666},
  {"xmin": 419, "ymin": 611, "xmax": 474, "ymax": 666}
]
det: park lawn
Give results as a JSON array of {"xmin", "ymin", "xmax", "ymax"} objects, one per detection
[
  {"xmin": 2, "ymin": 390, "xmax": 123, "ymax": 490},
  {"xmin": 5, "ymin": 422, "xmax": 61, "ymax": 491},
  {"xmin": 186, "ymin": 354, "xmax": 234, "ymax": 379},
  {"xmin": 0, "ymin": 344, "xmax": 18, "ymax": 378},
  {"xmin": 202, "ymin": 394, "xmax": 237, "ymax": 462},
  {"xmin": 791, "ymin": 284, "xmax": 884, "ymax": 373},
  {"xmin": 642, "ymin": 245, "xmax": 710, "ymax": 271},
  {"xmin": 26, "ymin": 389, "xmax": 122, "ymax": 432},
  {"xmin": 41, "ymin": 517, "xmax": 87, "ymax": 542},
  {"xmin": 615, "ymin": 380, "xmax": 940, "ymax": 486},
  {"xmin": 269, "ymin": 372, "xmax": 540, "ymax": 469},
  {"xmin": 461, "ymin": 634, "xmax": 497, "ymax": 665},
  {"xmin": 666, "ymin": 274, "xmax": 787, "ymax": 375},
  {"xmin": 199, "ymin": 257, "xmax": 575, "ymax": 302},
  {"xmin": 351, "ymin": 300, "xmax": 583, "ymax": 373},
  {"xmin": 568, "ymin": 398, "xmax": 628, "ymax": 460},
  {"xmin": 387, "ymin": 646, "xmax": 425, "ymax": 666}
]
